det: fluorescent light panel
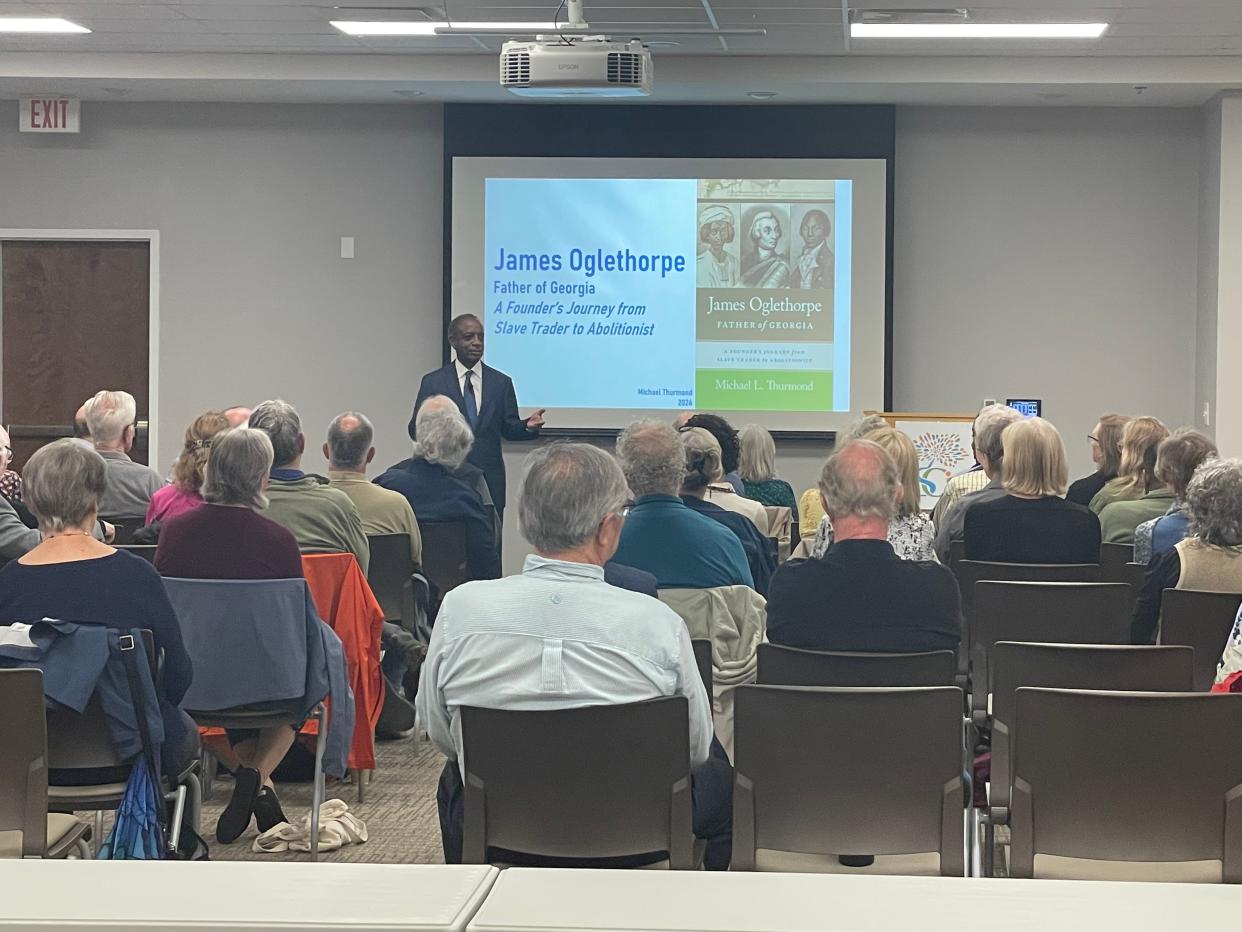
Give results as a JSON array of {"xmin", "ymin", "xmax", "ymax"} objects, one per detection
[
  {"xmin": 331, "ymin": 20, "xmax": 558, "ymax": 36},
  {"xmin": 851, "ymin": 22, "xmax": 1107, "ymax": 38},
  {"xmin": 0, "ymin": 17, "xmax": 90, "ymax": 34}
]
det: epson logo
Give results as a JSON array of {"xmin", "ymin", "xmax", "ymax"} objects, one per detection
[{"xmin": 557, "ymin": 63, "xmax": 581, "ymax": 71}]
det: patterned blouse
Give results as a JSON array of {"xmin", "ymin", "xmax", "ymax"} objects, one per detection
[
  {"xmin": 0, "ymin": 469, "xmax": 22, "ymax": 502},
  {"xmin": 812, "ymin": 511, "xmax": 939, "ymax": 563}
]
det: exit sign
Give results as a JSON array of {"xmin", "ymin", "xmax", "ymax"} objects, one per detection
[{"xmin": 20, "ymin": 97, "xmax": 80, "ymax": 133}]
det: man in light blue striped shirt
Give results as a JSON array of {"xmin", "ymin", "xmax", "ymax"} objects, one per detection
[{"xmin": 417, "ymin": 441, "xmax": 728, "ymax": 865}]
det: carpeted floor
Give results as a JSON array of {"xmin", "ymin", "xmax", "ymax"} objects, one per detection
[{"xmin": 197, "ymin": 735, "xmax": 447, "ymax": 863}]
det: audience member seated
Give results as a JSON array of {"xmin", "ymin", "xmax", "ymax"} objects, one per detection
[
  {"xmin": 1066, "ymin": 413, "xmax": 1129, "ymax": 506},
  {"xmin": 416, "ymin": 442, "xmax": 728, "ymax": 866},
  {"xmin": 964, "ymin": 417, "xmax": 1101, "ymax": 564},
  {"xmin": 223, "ymin": 405, "xmax": 253, "ymax": 428},
  {"xmin": 0, "ymin": 439, "xmax": 197, "ymax": 779},
  {"xmin": 813, "ymin": 426, "xmax": 937, "ymax": 562},
  {"xmin": 1104, "ymin": 427, "xmax": 1215, "ymax": 548},
  {"xmin": 684, "ymin": 413, "xmax": 745, "ymax": 494},
  {"xmin": 145, "ymin": 411, "xmax": 230, "ymax": 525},
  {"xmin": 0, "ymin": 425, "xmax": 22, "ymax": 501},
  {"xmin": 154, "ymin": 427, "xmax": 301, "ymax": 841},
  {"xmin": 767, "ymin": 439, "xmax": 960, "ymax": 652},
  {"xmin": 324, "ymin": 411, "xmax": 422, "ymax": 566},
  {"xmin": 612, "ymin": 419, "xmax": 753, "ymax": 589},
  {"xmin": 930, "ymin": 411, "xmax": 994, "ymax": 531},
  {"xmin": 73, "ymin": 401, "xmax": 91, "ymax": 441},
  {"xmin": 932, "ymin": 404, "xmax": 1024, "ymax": 560},
  {"xmin": 85, "ymin": 389, "xmax": 164, "ymax": 519},
  {"xmin": 375, "ymin": 397, "xmax": 500, "ymax": 581},
  {"xmin": 797, "ymin": 414, "xmax": 884, "ymax": 544},
  {"xmin": 679, "ymin": 427, "xmax": 774, "ymax": 595},
  {"xmin": 249, "ymin": 399, "xmax": 369, "ymax": 574},
  {"xmin": 1134, "ymin": 429, "xmax": 1219, "ymax": 565},
  {"xmin": 1089, "ymin": 416, "xmax": 1169, "ymax": 514},
  {"xmin": 1132, "ymin": 458, "xmax": 1242, "ymax": 644},
  {"xmin": 737, "ymin": 424, "xmax": 798, "ymax": 529}
]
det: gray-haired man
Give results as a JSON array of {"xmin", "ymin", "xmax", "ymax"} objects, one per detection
[{"xmin": 417, "ymin": 442, "xmax": 731, "ymax": 867}]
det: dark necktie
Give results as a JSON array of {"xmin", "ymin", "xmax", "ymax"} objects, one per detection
[{"xmin": 463, "ymin": 370, "xmax": 479, "ymax": 428}]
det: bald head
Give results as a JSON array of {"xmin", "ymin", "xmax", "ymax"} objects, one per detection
[
  {"xmin": 224, "ymin": 406, "xmax": 253, "ymax": 428},
  {"xmin": 325, "ymin": 411, "xmax": 374, "ymax": 472},
  {"xmin": 819, "ymin": 439, "xmax": 900, "ymax": 523}
]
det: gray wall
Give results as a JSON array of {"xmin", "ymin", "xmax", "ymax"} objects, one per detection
[{"xmin": 0, "ymin": 101, "xmax": 1205, "ymax": 573}]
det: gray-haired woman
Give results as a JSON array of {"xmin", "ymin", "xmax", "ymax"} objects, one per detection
[
  {"xmin": 154, "ymin": 427, "xmax": 306, "ymax": 844},
  {"xmin": 1131, "ymin": 458, "xmax": 1242, "ymax": 644},
  {"xmin": 0, "ymin": 439, "xmax": 199, "ymax": 778}
]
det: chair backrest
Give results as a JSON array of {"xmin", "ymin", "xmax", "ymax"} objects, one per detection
[
  {"xmin": 1010, "ymin": 687, "xmax": 1242, "ymax": 881},
  {"xmin": 419, "ymin": 520, "xmax": 469, "ymax": 604},
  {"xmin": 0, "ymin": 669, "xmax": 48, "ymax": 857},
  {"xmin": 365, "ymin": 533, "xmax": 416, "ymax": 626},
  {"xmin": 756, "ymin": 643, "xmax": 956, "ymax": 688},
  {"xmin": 163, "ymin": 578, "xmax": 312, "ymax": 713},
  {"xmin": 989, "ymin": 642, "xmax": 1194, "ymax": 812},
  {"xmin": 971, "ymin": 581, "xmax": 1133, "ymax": 717},
  {"xmin": 733, "ymin": 685, "xmax": 965, "ymax": 875},
  {"xmin": 1099, "ymin": 541, "xmax": 1134, "ymax": 574},
  {"xmin": 44, "ymin": 629, "xmax": 156, "ymax": 783},
  {"xmin": 947, "ymin": 539, "xmax": 966, "ymax": 570},
  {"xmin": 1160, "ymin": 589, "xmax": 1242, "ymax": 690},
  {"xmin": 460, "ymin": 698, "xmax": 694, "ymax": 867},
  {"xmin": 115, "ymin": 544, "xmax": 156, "ymax": 565},
  {"xmin": 690, "ymin": 639, "xmax": 713, "ymax": 699},
  {"xmin": 952, "ymin": 560, "xmax": 1101, "ymax": 678}
]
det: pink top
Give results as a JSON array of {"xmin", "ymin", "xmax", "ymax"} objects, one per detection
[{"xmin": 145, "ymin": 484, "xmax": 204, "ymax": 525}]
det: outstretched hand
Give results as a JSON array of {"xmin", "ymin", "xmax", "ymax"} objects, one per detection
[{"xmin": 526, "ymin": 409, "xmax": 547, "ymax": 430}]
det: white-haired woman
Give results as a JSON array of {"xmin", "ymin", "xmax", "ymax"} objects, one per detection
[
  {"xmin": 1134, "ymin": 458, "xmax": 1242, "ymax": 645},
  {"xmin": 737, "ymin": 423, "xmax": 799, "ymax": 540}
]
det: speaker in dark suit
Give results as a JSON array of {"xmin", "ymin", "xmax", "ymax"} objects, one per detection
[{"xmin": 409, "ymin": 314, "xmax": 544, "ymax": 517}]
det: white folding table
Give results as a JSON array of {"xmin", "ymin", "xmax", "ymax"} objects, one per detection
[
  {"xmin": 467, "ymin": 868, "xmax": 1240, "ymax": 932},
  {"xmin": 0, "ymin": 861, "xmax": 498, "ymax": 931}
]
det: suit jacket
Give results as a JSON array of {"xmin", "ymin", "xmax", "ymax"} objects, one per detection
[{"xmin": 410, "ymin": 361, "xmax": 537, "ymax": 512}]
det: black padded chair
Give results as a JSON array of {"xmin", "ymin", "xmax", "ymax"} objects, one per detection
[
  {"xmin": 970, "ymin": 580, "xmax": 1132, "ymax": 723},
  {"xmin": 1099, "ymin": 542, "xmax": 1134, "ymax": 576},
  {"xmin": 757, "ymin": 644, "xmax": 956, "ymax": 688},
  {"xmin": 691, "ymin": 639, "xmax": 713, "ymax": 699},
  {"xmin": 460, "ymin": 698, "xmax": 698, "ymax": 868},
  {"xmin": 733, "ymin": 685, "xmax": 966, "ymax": 875},
  {"xmin": 981, "ymin": 642, "xmax": 1194, "ymax": 876},
  {"xmin": 419, "ymin": 520, "xmax": 469, "ymax": 615},
  {"xmin": 365, "ymin": 533, "xmax": 430, "ymax": 641},
  {"xmin": 1010, "ymin": 687, "xmax": 1242, "ymax": 881},
  {"xmin": 1159, "ymin": 589, "xmax": 1242, "ymax": 690},
  {"xmin": 99, "ymin": 517, "xmax": 140, "ymax": 546}
]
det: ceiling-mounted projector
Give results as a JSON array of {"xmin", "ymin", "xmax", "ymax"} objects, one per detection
[{"xmin": 500, "ymin": 36, "xmax": 652, "ymax": 98}]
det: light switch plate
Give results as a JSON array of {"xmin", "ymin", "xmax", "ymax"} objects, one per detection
[{"xmin": 340, "ymin": 236, "xmax": 355, "ymax": 260}]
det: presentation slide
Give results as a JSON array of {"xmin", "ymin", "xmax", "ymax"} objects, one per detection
[{"xmin": 452, "ymin": 158, "xmax": 887, "ymax": 433}]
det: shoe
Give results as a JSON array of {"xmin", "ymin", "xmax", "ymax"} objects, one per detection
[
  {"xmin": 216, "ymin": 766, "xmax": 261, "ymax": 843},
  {"xmin": 253, "ymin": 786, "xmax": 288, "ymax": 834}
]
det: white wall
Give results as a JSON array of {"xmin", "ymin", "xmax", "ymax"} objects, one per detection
[
  {"xmin": 0, "ymin": 101, "xmax": 444, "ymax": 474},
  {"xmin": 0, "ymin": 102, "xmax": 1206, "ymax": 572}
]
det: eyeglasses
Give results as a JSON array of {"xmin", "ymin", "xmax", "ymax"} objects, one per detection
[{"xmin": 1087, "ymin": 434, "xmax": 1100, "ymax": 444}]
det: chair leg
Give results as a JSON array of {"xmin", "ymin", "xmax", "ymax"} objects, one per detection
[
  {"xmin": 167, "ymin": 785, "xmax": 187, "ymax": 852},
  {"xmin": 983, "ymin": 817, "xmax": 996, "ymax": 878},
  {"xmin": 76, "ymin": 838, "xmax": 91, "ymax": 859},
  {"xmin": 357, "ymin": 769, "xmax": 368, "ymax": 805},
  {"xmin": 184, "ymin": 771, "xmax": 203, "ymax": 835},
  {"xmin": 311, "ymin": 703, "xmax": 327, "ymax": 862},
  {"xmin": 93, "ymin": 810, "xmax": 104, "ymax": 854},
  {"xmin": 200, "ymin": 748, "xmax": 215, "ymax": 800}
]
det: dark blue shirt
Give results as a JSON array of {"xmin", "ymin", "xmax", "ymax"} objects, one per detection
[
  {"xmin": 374, "ymin": 458, "xmax": 501, "ymax": 580},
  {"xmin": 0, "ymin": 549, "xmax": 194, "ymax": 749},
  {"xmin": 681, "ymin": 495, "xmax": 775, "ymax": 596},
  {"xmin": 613, "ymin": 494, "xmax": 754, "ymax": 590}
]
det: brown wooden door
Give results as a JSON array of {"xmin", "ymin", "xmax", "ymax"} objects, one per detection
[{"xmin": 1, "ymin": 240, "xmax": 151, "ymax": 470}]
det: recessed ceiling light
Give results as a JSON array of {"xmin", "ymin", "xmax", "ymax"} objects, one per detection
[
  {"xmin": 331, "ymin": 20, "xmax": 557, "ymax": 37},
  {"xmin": 0, "ymin": 17, "xmax": 90, "ymax": 34},
  {"xmin": 851, "ymin": 22, "xmax": 1107, "ymax": 39},
  {"xmin": 748, "ymin": 91, "xmax": 777, "ymax": 100},
  {"xmin": 645, "ymin": 40, "xmax": 681, "ymax": 49},
  {"xmin": 393, "ymin": 89, "xmax": 424, "ymax": 97}
]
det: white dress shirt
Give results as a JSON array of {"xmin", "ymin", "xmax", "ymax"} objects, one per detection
[
  {"xmin": 416, "ymin": 554, "xmax": 713, "ymax": 769},
  {"xmin": 454, "ymin": 358, "xmax": 483, "ymax": 412}
]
